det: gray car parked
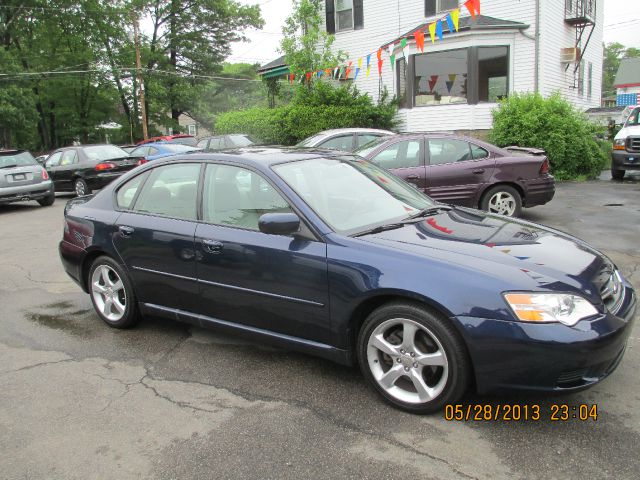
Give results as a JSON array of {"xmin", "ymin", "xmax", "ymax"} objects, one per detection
[
  {"xmin": 0, "ymin": 150, "xmax": 55, "ymax": 207},
  {"xmin": 296, "ymin": 128, "xmax": 394, "ymax": 151}
]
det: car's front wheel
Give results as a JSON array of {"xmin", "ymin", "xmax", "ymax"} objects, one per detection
[
  {"xmin": 357, "ymin": 302, "xmax": 470, "ymax": 413},
  {"xmin": 611, "ymin": 165, "xmax": 625, "ymax": 181},
  {"xmin": 88, "ymin": 256, "xmax": 140, "ymax": 329},
  {"xmin": 74, "ymin": 178, "xmax": 91, "ymax": 196}
]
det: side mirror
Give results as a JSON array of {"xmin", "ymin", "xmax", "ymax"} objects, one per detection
[{"xmin": 258, "ymin": 213, "xmax": 300, "ymax": 235}]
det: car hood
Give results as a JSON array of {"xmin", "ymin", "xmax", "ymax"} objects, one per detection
[
  {"xmin": 615, "ymin": 125, "xmax": 640, "ymax": 140},
  {"xmin": 357, "ymin": 207, "xmax": 612, "ymax": 302}
]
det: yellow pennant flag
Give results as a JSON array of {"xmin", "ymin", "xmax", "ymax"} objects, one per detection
[
  {"xmin": 358, "ymin": 57, "xmax": 363, "ymax": 69},
  {"xmin": 428, "ymin": 22, "xmax": 437, "ymax": 43},
  {"xmin": 450, "ymin": 8, "xmax": 460, "ymax": 31}
]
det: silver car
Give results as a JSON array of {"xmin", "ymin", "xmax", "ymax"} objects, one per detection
[
  {"xmin": 296, "ymin": 128, "xmax": 395, "ymax": 152},
  {"xmin": 0, "ymin": 150, "xmax": 55, "ymax": 207}
]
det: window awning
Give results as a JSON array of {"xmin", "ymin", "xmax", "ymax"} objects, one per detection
[{"xmin": 257, "ymin": 55, "xmax": 290, "ymax": 79}]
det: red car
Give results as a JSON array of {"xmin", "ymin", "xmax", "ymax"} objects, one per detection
[
  {"xmin": 354, "ymin": 133, "xmax": 555, "ymax": 217},
  {"xmin": 136, "ymin": 134, "xmax": 196, "ymax": 146}
]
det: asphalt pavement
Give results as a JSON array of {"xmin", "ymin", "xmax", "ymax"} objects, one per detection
[{"xmin": 1, "ymin": 173, "xmax": 639, "ymax": 480}]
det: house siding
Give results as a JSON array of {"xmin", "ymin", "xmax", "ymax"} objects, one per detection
[{"xmin": 321, "ymin": 0, "xmax": 602, "ymax": 132}]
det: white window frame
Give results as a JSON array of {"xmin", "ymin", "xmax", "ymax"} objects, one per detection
[
  {"xmin": 188, "ymin": 124, "xmax": 197, "ymax": 136},
  {"xmin": 335, "ymin": 0, "xmax": 354, "ymax": 32},
  {"xmin": 438, "ymin": 0, "xmax": 458, "ymax": 14}
]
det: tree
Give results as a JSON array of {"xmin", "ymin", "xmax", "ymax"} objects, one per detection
[
  {"xmin": 602, "ymin": 42, "xmax": 640, "ymax": 98},
  {"xmin": 280, "ymin": 0, "xmax": 346, "ymax": 76}
]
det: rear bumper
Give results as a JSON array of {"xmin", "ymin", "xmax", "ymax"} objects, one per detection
[
  {"xmin": 455, "ymin": 282, "xmax": 636, "ymax": 394},
  {"xmin": 611, "ymin": 151, "xmax": 640, "ymax": 170},
  {"xmin": 85, "ymin": 172, "xmax": 128, "ymax": 190},
  {"xmin": 59, "ymin": 240, "xmax": 87, "ymax": 291},
  {"xmin": 522, "ymin": 176, "xmax": 555, "ymax": 207},
  {"xmin": 0, "ymin": 181, "xmax": 54, "ymax": 204}
]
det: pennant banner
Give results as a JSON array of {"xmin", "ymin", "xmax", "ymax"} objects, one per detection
[
  {"xmin": 414, "ymin": 30, "xmax": 425, "ymax": 53},
  {"xmin": 428, "ymin": 75, "xmax": 439, "ymax": 92}
]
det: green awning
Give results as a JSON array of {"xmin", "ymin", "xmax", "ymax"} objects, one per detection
[{"xmin": 261, "ymin": 65, "xmax": 290, "ymax": 79}]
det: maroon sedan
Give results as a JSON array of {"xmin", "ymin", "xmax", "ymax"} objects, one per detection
[{"xmin": 354, "ymin": 134, "xmax": 555, "ymax": 217}]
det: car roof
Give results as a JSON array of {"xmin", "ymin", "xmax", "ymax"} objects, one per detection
[
  {"xmin": 315, "ymin": 128, "xmax": 394, "ymax": 136},
  {"xmin": 0, "ymin": 149, "xmax": 25, "ymax": 155},
  {"xmin": 166, "ymin": 146, "xmax": 352, "ymax": 168}
]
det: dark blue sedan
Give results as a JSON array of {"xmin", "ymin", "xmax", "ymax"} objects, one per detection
[{"xmin": 58, "ymin": 148, "xmax": 636, "ymax": 413}]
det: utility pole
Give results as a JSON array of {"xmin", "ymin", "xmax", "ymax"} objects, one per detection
[{"xmin": 132, "ymin": 12, "xmax": 148, "ymax": 140}]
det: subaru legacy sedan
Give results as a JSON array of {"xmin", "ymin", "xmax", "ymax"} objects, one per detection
[
  {"xmin": 354, "ymin": 134, "xmax": 555, "ymax": 217},
  {"xmin": 59, "ymin": 148, "xmax": 635, "ymax": 413}
]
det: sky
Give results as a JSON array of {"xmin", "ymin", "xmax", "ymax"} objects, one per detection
[{"xmin": 227, "ymin": 0, "xmax": 640, "ymax": 66}]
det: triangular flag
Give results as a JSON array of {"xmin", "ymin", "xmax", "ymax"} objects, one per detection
[
  {"xmin": 333, "ymin": 67, "xmax": 340, "ymax": 79},
  {"xmin": 414, "ymin": 30, "xmax": 425, "ymax": 53},
  {"xmin": 388, "ymin": 44, "xmax": 394, "ymax": 57},
  {"xmin": 345, "ymin": 61, "xmax": 353, "ymax": 79},
  {"xmin": 317, "ymin": 70, "xmax": 323, "ymax": 78},
  {"xmin": 473, "ymin": 0, "xmax": 481, "ymax": 15},
  {"xmin": 428, "ymin": 22, "xmax": 437, "ymax": 43},
  {"xmin": 377, "ymin": 49, "xmax": 383, "ymax": 76},
  {"xmin": 357, "ymin": 57, "xmax": 363, "ymax": 69},
  {"xmin": 306, "ymin": 72, "xmax": 312, "ymax": 82},
  {"xmin": 464, "ymin": 0, "xmax": 477, "ymax": 19},
  {"xmin": 448, "ymin": 73, "xmax": 457, "ymax": 83},
  {"xmin": 339, "ymin": 66, "xmax": 346, "ymax": 79},
  {"xmin": 428, "ymin": 75, "xmax": 438, "ymax": 91},
  {"xmin": 445, "ymin": 14, "xmax": 455, "ymax": 33},
  {"xmin": 325, "ymin": 68, "xmax": 332, "ymax": 76},
  {"xmin": 400, "ymin": 38, "xmax": 408, "ymax": 57},
  {"xmin": 354, "ymin": 67, "xmax": 360, "ymax": 80},
  {"xmin": 450, "ymin": 9, "xmax": 460, "ymax": 31},
  {"xmin": 366, "ymin": 54, "xmax": 371, "ymax": 77},
  {"xmin": 289, "ymin": 74, "xmax": 294, "ymax": 84},
  {"xmin": 445, "ymin": 81, "xmax": 454, "ymax": 93},
  {"xmin": 390, "ymin": 53, "xmax": 395, "ymax": 71},
  {"xmin": 435, "ymin": 20, "xmax": 443, "ymax": 40}
]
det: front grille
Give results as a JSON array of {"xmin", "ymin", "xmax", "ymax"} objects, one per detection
[
  {"xmin": 600, "ymin": 271, "xmax": 624, "ymax": 315},
  {"xmin": 626, "ymin": 136, "xmax": 640, "ymax": 152}
]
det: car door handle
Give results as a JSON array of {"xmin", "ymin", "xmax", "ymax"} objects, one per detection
[
  {"xmin": 118, "ymin": 225, "xmax": 135, "ymax": 237},
  {"xmin": 472, "ymin": 169, "xmax": 485, "ymax": 174},
  {"xmin": 405, "ymin": 175, "xmax": 420, "ymax": 180},
  {"xmin": 202, "ymin": 239, "xmax": 223, "ymax": 254}
]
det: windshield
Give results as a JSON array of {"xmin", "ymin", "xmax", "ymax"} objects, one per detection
[
  {"xmin": 273, "ymin": 157, "xmax": 435, "ymax": 235},
  {"xmin": 353, "ymin": 136, "xmax": 391, "ymax": 158},
  {"xmin": 0, "ymin": 151, "xmax": 38, "ymax": 168},
  {"xmin": 162, "ymin": 144, "xmax": 199, "ymax": 153},
  {"xmin": 228, "ymin": 134, "xmax": 258, "ymax": 147},
  {"xmin": 625, "ymin": 107, "xmax": 640, "ymax": 127},
  {"xmin": 82, "ymin": 145, "xmax": 130, "ymax": 161}
]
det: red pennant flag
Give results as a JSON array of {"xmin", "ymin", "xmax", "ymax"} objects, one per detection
[
  {"xmin": 464, "ymin": 0, "xmax": 477, "ymax": 19},
  {"xmin": 414, "ymin": 30, "xmax": 425, "ymax": 53},
  {"xmin": 289, "ymin": 74, "xmax": 294, "ymax": 84},
  {"xmin": 377, "ymin": 49, "xmax": 383, "ymax": 76},
  {"xmin": 473, "ymin": 0, "xmax": 481, "ymax": 15},
  {"xmin": 305, "ymin": 72, "xmax": 312, "ymax": 82},
  {"xmin": 345, "ymin": 61, "xmax": 353, "ymax": 79},
  {"xmin": 325, "ymin": 68, "xmax": 332, "ymax": 76}
]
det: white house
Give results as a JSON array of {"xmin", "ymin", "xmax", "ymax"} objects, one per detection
[{"xmin": 270, "ymin": 0, "xmax": 603, "ymax": 134}]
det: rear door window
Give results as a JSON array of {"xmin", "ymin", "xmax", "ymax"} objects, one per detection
[
  {"xmin": 428, "ymin": 139, "xmax": 472, "ymax": 165},
  {"xmin": 319, "ymin": 135, "xmax": 354, "ymax": 151},
  {"xmin": 60, "ymin": 150, "xmax": 78, "ymax": 166},
  {"xmin": 370, "ymin": 140, "xmax": 423, "ymax": 169},
  {"xmin": 132, "ymin": 163, "xmax": 201, "ymax": 220}
]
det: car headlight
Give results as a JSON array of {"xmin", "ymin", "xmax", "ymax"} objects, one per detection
[
  {"xmin": 613, "ymin": 139, "xmax": 626, "ymax": 150},
  {"xmin": 503, "ymin": 293, "xmax": 598, "ymax": 326}
]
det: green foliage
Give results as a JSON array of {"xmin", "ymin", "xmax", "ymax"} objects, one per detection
[
  {"xmin": 489, "ymin": 93, "xmax": 606, "ymax": 180},
  {"xmin": 280, "ymin": 0, "xmax": 346, "ymax": 75},
  {"xmin": 215, "ymin": 83, "xmax": 397, "ymax": 145},
  {"xmin": 602, "ymin": 42, "xmax": 640, "ymax": 98}
]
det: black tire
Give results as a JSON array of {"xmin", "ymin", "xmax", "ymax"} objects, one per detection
[
  {"xmin": 480, "ymin": 184, "xmax": 522, "ymax": 217},
  {"xmin": 611, "ymin": 166, "xmax": 625, "ymax": 181},
  {"xmin": 37, "ymin": 193, "xmax": 55, "ymax": 206},
  {"xmin": 357, "ymin": 301, "xmax": 471, "ymax": 414},
  {"xmin": 88, "ymin": 256, "xmax": 140, "ymax": 329},
  {"xmin": 74, "ymin": 178, "xmax": 91, "ymax": 196}
]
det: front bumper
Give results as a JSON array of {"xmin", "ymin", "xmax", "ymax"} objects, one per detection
[
  {"xmin": 611, "ymin": 151, "xmax": 640, "ymax": 170},
  {"xmin": 455, "ymin": 282, "xmax": 636, "ymax": 394},
  {"xmin": 0, "ymin": 180, "xmax": 54, "ymax": 204}
]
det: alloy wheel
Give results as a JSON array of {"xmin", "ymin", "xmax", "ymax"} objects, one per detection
[
  {"xmin": 75, "ymin": 180, "xmax": 86, "ymax": 196},
  {"xmin": 487, "ymin": 191, "xmax": 516, "ymax": 216},
  {"xmin": 366, "ymin": 318, "xmax": 449, "ymax": 404},
  {"xmin": 91, "ymin": 265, "xmax": 127, "ymax": 322}
]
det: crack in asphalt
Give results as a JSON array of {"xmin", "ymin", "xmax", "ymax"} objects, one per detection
[{"xmin": 0, "ymin": 358, "xmax": 73, "ymax": 376}]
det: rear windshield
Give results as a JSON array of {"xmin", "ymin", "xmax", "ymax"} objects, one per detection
[
  {"xmin": 82, "ymin": 145, "xmax": 130, "ymax": 161},
  {"xmin": 0, "ymin": 151, "xmax": 38, "ymax": 168},
  {"xmin": 167, "ymin": 137, "xmax": 198, "ymax": 146},
  {"xmin": 353, "ymin": 136, "xmax": 391, "ymax": 158},
  {"xmin": 227, "ymin": 134, "xmax": 258, "ymax": 147}
]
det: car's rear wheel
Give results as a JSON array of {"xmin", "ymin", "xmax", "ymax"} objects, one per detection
[
  {"xmin": 480, "ymin": 185, "xmax": 522, "ymax": 217},
  {"xmin": 357, "ymin": 302, "xmax": 470, "ymax": 413},
  {"xmin": 74, "ymin": 178, "xmax": 91, "ymax": 196},
  {"xmin": 88, "ymin": 256, "xmax": 140, "ymax": 329},
  {"xmin": 611, "ymin": 166, "xmax": 625, "ymax": 181},
  {"xmin": 37, "ymin": 193, "xmax": 55, "ymax": 206}
]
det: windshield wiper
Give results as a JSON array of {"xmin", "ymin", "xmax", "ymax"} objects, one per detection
[
  {"xmin": 0, "ymin": 164, "xmax": 19, "ymax": 169},
  {"xmin": 352, "ymin": 222, "xmax": 406, "ymax": 237},
  {"xmin": 404, "ymin": 205, "xmax": 452, "ymax": 222}
]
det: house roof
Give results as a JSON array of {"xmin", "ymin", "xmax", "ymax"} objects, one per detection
[
  {"xmin": 258, "ymin": 55, "xmax": 286, "ymax": 73},
  {"xmin": 613, "ymin": 57, "xmax": 640, "ymax": 88},
  {"xmin": 381, "ymin": 15, "xmax": 529, "ymax": 49}
]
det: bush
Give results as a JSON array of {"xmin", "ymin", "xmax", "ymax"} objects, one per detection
[
  {"xmin": 215, "ymin": 82, "xmax": 398, "ymax": 145},
  {"xmin": 489, "ymin": 93, "xmax": 606, "ymax": 180}
]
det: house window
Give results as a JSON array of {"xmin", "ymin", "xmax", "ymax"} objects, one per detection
[
  {"xmin": 411, "ymin": 46, "xmax": 509, "ymax": 107},
  {"xmin": 578, "ymin": 61, "xmax": 585, "ymax": 96},
  {"xmin": 478, "ymin": 47, "xmax": 509, "ymax": 102},
  {"xmin": 587, "ymin": 62, "xmax": 593, "ymax": 99},
  {"xmin": 397, "ymin": 57, "xmax": 408, "ymax": 108},
  {"xmin": 187, "ymin": 124, "xmax": 197, "ymax": 136},
  {"xmin": 425, "ymin": 0, "xmax": 458, "ymax": 17},
  {"xmin": 335, "ymin": 0, "xmax": 354, "ymax": 31},
  {"xmin": 414, "ymin": 48, "xmax": 468, "ymax": 106}
]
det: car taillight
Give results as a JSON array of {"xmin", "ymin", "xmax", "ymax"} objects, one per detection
[
  {"xmin": 41, "ymin": 169, "xmax": 49, "ymax": 180},
  {"xmin": 136, "ymin": 158, "xmax": 148, "ymax": 166},
  {"xmin": 539, "ymin": 158, "xmax": 550, "ymax": 175},
  {"xmin": 95, "ymin": 162, "xmax": 116, "ymax": 171}
]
